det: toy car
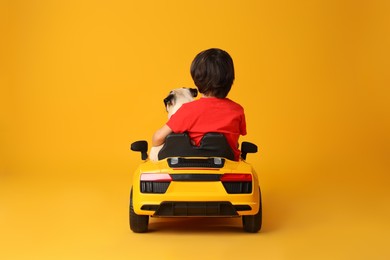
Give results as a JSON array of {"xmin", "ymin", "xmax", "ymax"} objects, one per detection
[{"xmin": 129, "ymin": 133, "xmax": 262, "ymax": 233}]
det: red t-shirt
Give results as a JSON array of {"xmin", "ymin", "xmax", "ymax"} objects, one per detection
[{"xmin": 166, "ymin": 97, "xmax": 247, "ymax": 160}]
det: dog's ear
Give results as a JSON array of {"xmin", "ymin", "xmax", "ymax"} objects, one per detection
[
  {"xmin": 189, "ymin": 88, "xmax": 198, "ymax": 97},
  {"xmin": 163, "ymin": 93, "xmax": 175, "ymax": 110}
]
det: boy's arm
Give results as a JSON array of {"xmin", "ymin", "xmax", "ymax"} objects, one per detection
[{"xmin": 152, "ymin": 124, "xmax": 173, "ymax": 146}]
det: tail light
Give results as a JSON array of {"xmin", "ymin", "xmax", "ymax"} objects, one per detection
[
  {"xmin": 140, "ymin": 173, "xmax": 171, "ymax": 193},
  {"xmin": 140, "ymin": 173, "xmax": 172, "ymax": 182},
  {"xmin": 220, "ymin": 174, "xmax": 252, "ymax": 194},
  {"xmin": 220, "ymin": 174, "xmax": 252, "ymax": 182}
]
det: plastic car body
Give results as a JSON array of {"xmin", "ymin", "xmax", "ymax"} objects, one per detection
[{"xmin": 129, "ymin": 133, "xmax": 262, "ymax": 233}]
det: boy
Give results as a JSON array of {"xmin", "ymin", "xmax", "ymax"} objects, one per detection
[{"xmin": 152, "ymin": 48, "xmax": 246, "ymax": 161}]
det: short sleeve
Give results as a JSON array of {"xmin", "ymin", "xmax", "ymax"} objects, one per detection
[
  {"xmin": 166, "ymin": 104, "xmax": 190, "ymax": 133},
  {"xmin": 240, "ymin": 110, "xmax": 247, "ymax": 136}
]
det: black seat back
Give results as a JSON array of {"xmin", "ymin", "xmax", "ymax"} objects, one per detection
[{"xmin": 158, "ymin": 133, "xmax": 235, "ymax": 160}]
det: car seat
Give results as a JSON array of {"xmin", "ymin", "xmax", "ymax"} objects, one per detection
[{"xmin": 158, "ymin": 133, "xmax": 235, "ymax": 161}]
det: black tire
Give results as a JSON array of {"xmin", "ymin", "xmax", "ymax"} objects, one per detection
[
  {"xmin": 129, "ymin": 187, "xmax": 149, "ymax": 233},
  {"xmin": 242, "ymin": 189, "xmax": 262, "ymax": 233}
]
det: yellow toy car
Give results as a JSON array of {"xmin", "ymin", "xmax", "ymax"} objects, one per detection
[{"xmin": 129, "ymin": 133, "xmax": 261, "ymax": 233}]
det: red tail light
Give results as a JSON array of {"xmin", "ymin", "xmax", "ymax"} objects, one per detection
[
  {"xmin": 140, "ymin": 173, "xmax": 172, "ymax": 182},
  {"xmin": 220, "ymin": 174, "xmax": 252, "ymax": 182}
]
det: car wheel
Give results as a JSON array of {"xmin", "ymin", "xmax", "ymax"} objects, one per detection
[
  {"xmin": 242, "ymin": 189, "xmax": 262, "ymax": 233},
  {"xmin": 129, "ymin": 187, "xmax": 149, "ymax": 233}
]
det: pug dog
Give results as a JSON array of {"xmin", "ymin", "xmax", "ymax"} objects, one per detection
[{"xmin": 149, "ymin": 87, "xmax": 198, "ymax": 161}]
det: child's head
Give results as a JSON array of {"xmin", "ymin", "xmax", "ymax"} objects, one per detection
[{"xmin": 190, "ymin": 48, "xmax": 235, "ymax": 98}]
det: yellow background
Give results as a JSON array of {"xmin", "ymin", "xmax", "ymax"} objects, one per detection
[{"xmin": 1, "ymin": 0, "xmax": 389, "ymax": 259}]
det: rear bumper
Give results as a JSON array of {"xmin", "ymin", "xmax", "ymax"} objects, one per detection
[
  {"xmin": 133, "ymin": 181, "xmax": 260, "ymax": 216},
  {"xmin": 142, "ymin": 201, "xmax": 253, "ymax": 217}
]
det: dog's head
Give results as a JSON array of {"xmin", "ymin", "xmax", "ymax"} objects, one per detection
[{"xmin": 163, "ymin": 88, "xmax": 198, "ymax": 119}]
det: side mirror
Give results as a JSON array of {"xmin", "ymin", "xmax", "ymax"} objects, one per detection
[
  {"xmin": 131, "ymin": 141, "xmax": 148, "ymax": 160},
  {"xmin": 241, "ymin": 142, "xmax": 258, "ymax": 160}
]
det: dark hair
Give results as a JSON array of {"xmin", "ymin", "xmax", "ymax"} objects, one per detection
[{"xmin": 190, "ymin": 48, "xmax": 235, "ymax": 98}]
